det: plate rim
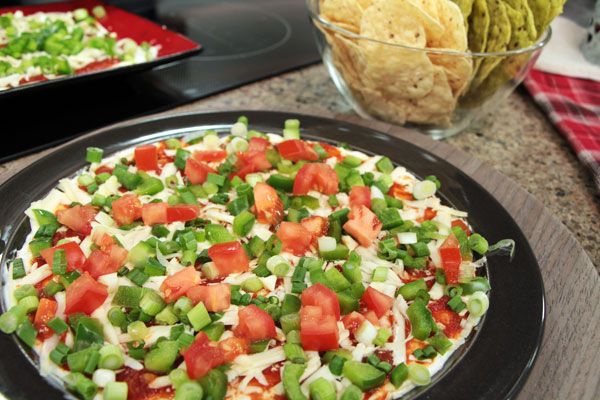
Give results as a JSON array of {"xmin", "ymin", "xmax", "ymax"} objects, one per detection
[{"xmin": 0, "ymin": 110, "xmax": 545, "ymax": 400}]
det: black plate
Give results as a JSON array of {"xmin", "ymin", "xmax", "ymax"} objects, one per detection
[{"xmin": 0, "ymin": 111, "xmax": 545, "ymax": 400}]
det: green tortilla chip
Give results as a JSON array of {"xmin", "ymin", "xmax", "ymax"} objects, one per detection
[
  {"xmin": 468, "ymin": 0, "xmax": 510, "ymax": 88},
  {"xmin": 527, "ymin": 0, "xmax": 550, "ymax": 36},
  {"xmin": 452, "ymin": 0, "xmax": 476, "ymax": 29},
  {"xmin": 466, "ymin": 0, "xmax": 490, "ymax": 77},
  {"xmin": 503, "ymin": 0, "xmax": 537, "ymax": 42}
]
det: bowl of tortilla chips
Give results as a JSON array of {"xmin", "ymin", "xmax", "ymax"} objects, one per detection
[{"xmin": 308, "ymin": 0, "xmax": 558, "ymax": 138}]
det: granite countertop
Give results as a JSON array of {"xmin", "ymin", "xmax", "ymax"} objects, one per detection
[
  {"xmin": 1, "ymin": 64, "xmax": 598, "ymax": 268},
  {"xmin": 181, "ymin": 64, "xmax": 600, "ymax": 268}
]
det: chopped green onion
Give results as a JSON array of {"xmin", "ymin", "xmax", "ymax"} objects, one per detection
[
  {"xmin": 140, "ymin": 290, "xmax": 166, "ymax": 316},
  {"xmin": 187, "ymin": 302, "xmax": 211, "ymax": 331},
  {"xmin": 412, "ymin": 180, "xmax": 437, "ymax": 200},
  {"xmin": 47, "ymin": 317, "xmax": 68, "ymax": 334},
  {"xmin": 127, "ymin": 321, "xmax": 148, "ymax": 341},
  {"xmin": 103, "ymin": 381, "xmax": 128, "ymax": 400},
  {"xmin": 342, "ymin": 155, "xmax": 362, "ymax": 168},
  {"xmin": 233, "ymin": 210, "xmax": 255, "ymax": 237},
  {"xmin": 390, "ymin": 363, "xmax": 408, "ymax": 388},
  {"xmin": 16, "ymin": 320, "xmax": 37, "ymax": 347},
  {"xmin": 309, "ymin": 377, "xmax": 336, "ymax": 400},
  {"xmin": 283, "ymin": 343, "xmax": 306, "ymax": 364},
  {"xmin": 98, "ymin": 344, "xmax": 124, "ymax": 370},
  {"xmin": 408, "ymin": 363, "xmax": 431, "ymax": 386},
  {"xmin": 466, "ymin": 291, "xmax": 489, "ymax": 317},
  {"xmin": 376, "ymin": 157, "xmax": 394, "ymax": 173},
  {"xmin": 372, "ymin": 267, "xmax": 388, "ymax": 282},
  {"xmin": 11, "ymin": 258, "xmax": 25, "ymax": 279},
  {"xmin": 468, "ymin": 233, "xmax": 489, "ymax": 255},
  {"xmin": 86, "ymin": 147, "xmax": 103, "ymax": 163},
  {"xmin": 447, "ymin": 294, "xmax": 466, "ymax": 312},
  {"xmin": 328, "ymin": 355, "xmax": 346, "ymax": 375},
  {"xmin": 175, "ymin": 381, "xmax": 204, "ymax": 400},
  {"xmin": 241, "ymin": 277, "xmax": 263, "ymax": 292},
  {"xmin": 14, "ymin": 284, "xmax": 37, "ymax": 301},
  {"xmin": 65, "ymin": 372, "xmax": 98, "ymax": 400},
  {"xmin": 373, "ymin": 327, "xmax": 392, "ymax": 346},
  {"xmin": 52, "ymin": 249, "xmax": 67, "ymax": 275},
  {"xmin": 280, "ymin": 313, "xmax": 300, "ymax": 333}
]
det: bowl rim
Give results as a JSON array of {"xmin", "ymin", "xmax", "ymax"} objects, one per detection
[{"xmin": 306, "ymin": 0, "xmax": 552, "ymax": 57}]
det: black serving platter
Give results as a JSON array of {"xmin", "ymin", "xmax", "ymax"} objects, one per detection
[{"xmin": 0, "ymin": 111, "xmax": 544, "ymax": 400}]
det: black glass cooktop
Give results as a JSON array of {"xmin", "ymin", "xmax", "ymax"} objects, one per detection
[{"xmin": 0, "ymin": 0, "xmax": 320, "ymax": 162}]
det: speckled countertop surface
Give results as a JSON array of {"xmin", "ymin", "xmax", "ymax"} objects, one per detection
[
  {"xmin": 177, "ymin": 64, "xmax": 600, "ymax": 268},
  {"xmin": 2, "ymin": 64, "xmax": 598, "ymax": 268}
]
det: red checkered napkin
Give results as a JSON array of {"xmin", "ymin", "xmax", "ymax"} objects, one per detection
[{"xmin": 523, "ymin": 69, "xmax": 600, "ymax": 191}]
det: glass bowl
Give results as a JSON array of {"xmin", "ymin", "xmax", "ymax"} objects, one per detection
[{"xmin": 307, "ymin": 0, "xmax": 552, "ymax": 139}]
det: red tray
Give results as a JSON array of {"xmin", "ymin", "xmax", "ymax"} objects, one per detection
[{"xmin": 0, "ymin": 0, "xmax": 201, "ymax": 97}]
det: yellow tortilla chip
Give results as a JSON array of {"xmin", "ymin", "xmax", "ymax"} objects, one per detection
[
  {"xmin": 320, "ymin": 0, "xmax": 363, "ymax": 31},
  {"xmin": 429, "ymin": 0, "xmax": 468, "ymax": 51}
]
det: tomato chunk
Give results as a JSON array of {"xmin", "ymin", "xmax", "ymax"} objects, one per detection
[
  {"xmin": 341, "ymin": 311, "xmax": 366, "ymax": 334},
  {"xmin": 253, "ymin": 182, "xmax": 284, "ymax": 226},
  {"xmin": 293, "ymin": 163, "xmax": 339, "ymax": 195},
  {"xmin": 84, "ymin": 245, "xmax": 128, "ymax": 279},
  {"xmin": 276, "ymin": 221, "xmax": 312, "ymax": 256},
  {"xmin": 300, "ymin": 305, "xmax": 339, "ymax": 351},
  {"xmin": 207, "ymin": 241, "xmax": 250, "ymax": 276},
  {"xmin": 160, "ymin": 267, "xmax": 201, "ymax": 303},
  {"xmin": 319, "ymin": 143, "xmax": 343, "ymax": 160},
  {"xmin": 300, "ymin": 216, "xmax": 329, "ymax": 245},
  {"xmin": 183, "ymin": 332, "xmax": 225, "ymax": 379},
  {"xmin": 248, "ymin": 137, "xmax": 270, "ymax": 153},
  {"xmin": 343, "ymin": 205, "xmax": 382, "ymax": 247},
  {"xmin": 111, "ymin": 194, "xmax": 142, "ymax": 226},
  {"xmin": 185, "ymin": 158, "xmax": 216, "ymax": 184},
  {"xmin": 235, "ymin": 305, "xmax": 277, "ymax": 342},
  {"xmin": 56, "ymin": 205, "xmax": 97, "ymax": 235},
  {"xmin": 422, "ymin": 207, "xmax": 437, "ymax": 221},
  {"xmin": 141, "ymin": 202, "xmax": 168, "ymax": 225},
  {"xmin": 34, "ymin": 298, "xmax": 57, "ymax": 340},
  {"xmin": 428, "ymin": 296, "xmax": 462, "ymax": 338},
  {"xmin": 362, "ymin": 286, "xmax": 394, "ymax": 318},
  {"xmin": 276, "ymin": 139, "xmax": 319, "ymax": 162},
  {"xmin": 439, "ymin": 233, "xmax": 462, "ymax": 284},
  {"xmin": 301, "ymin": 283, "xmax": 340, "ymax": 320},
  {"xmin": 451, "ymin": 220, "xmax": 471, "ymax": 236},
  {"xmin": 65, "ymin": 272, "xmax": 108, "ymax": 315},
  {"xmin": 193, "ymin": 150, "xmax": 227, "ymax": 163},
  {"xmin": 134, "ymin": 144, "xmax": 159, "ymax": 171},
  {"xmin": 166, "ymin": 204, "xmax": 199, "ymax": 223},
  {"xmin": 388, "ymin": 183, "xmax": 413, "ymax": 200},
  {"xmin": 40, "ymin": 241, "xmax": 86, "ymax": 272},
  {"xmin": 233, "ymin": 151, "xmax": 271, "ymax": 179},
  {"xmin": 349, "ymin": 186, "xmax": 371, "ymax": 210},
  {"xmin": 186, "ymin": 283, "xmax": 231, "ymax": 312},
  {"xmin": 218, "ymin": 337, "xmax": 250, "ymax": 362}
]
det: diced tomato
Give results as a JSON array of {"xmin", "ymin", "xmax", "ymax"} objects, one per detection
[
  {"xmin": 193, "ymin": 150, "xmax": 227, "ymax": 163},
  {"xmin": 160, "ymin": 267, "xmax": 201, "ymax": 303},
  {"xmin": 342, "ymin": 311, "xmax": 366, "ymax": 334},
  {"xmin": 388, "ymin": 183, "xmax": 414, "ymax": 200},
  {"xmin": 218, "ymin": 337, "xmax": 250, "ymax": 362},
  {"xmin": 349, "ymin": 186, "xmax": 371, "ymax": 211},
  {"xmin": 301, "ymin": 283, "xmax": 340, "ymax": 320},
  {"xmin": 428, "ymin": 296, "xmax": 462, "ymax": 338},
  {"xmin": 300, "ymin": 216, "xmax": 329, "ymax": 245},
  {"xmin": 343, "ymin": 205, "xmax": 382, "ymax": 247},
  {"xmin": 95, "ymin": 165, "xmax": 113, "ymax": 175},
  {"xmin": 319, "ymin": 143, "xmax": 343, "ymax": 160},
  {"xmin": 248, "ymin": 137, "xmax": 270, "ymax": 153},
  {"xmin": 111, "ymin": 194, "xmax": 142, "ymax": 226},
  {"xmin": 361, "ymin": 286, "xmax": 394, "ymax": 318},
  {"xmin": 451, "ymin": 220, "xmax": 471, "ymax": 236},
  {"xmin": 235, "ymin": 305, "xmax": 277, "ymax": 342},
  {"xmin": 166, "ymin": 204, "xmax": 199, "ymax": 223},
  {"xmin": 141, "ymin": 202, "xmax": 168, "ymax": 225},
  {"xmin": 275, "ymin": 222, "xmax": 312, "ymax": 256},
  {"xmin": 363, "ymin": 310, "xmax": 380, "ymax": 326},
  {"xmin": 276, "ymin": 139, "xmax": 319, "ymax": 162},
  {"xmin": 75, "ymin": 58, "xmax": 119, "ymax": 74},
  {"xmin": 422, "ymin": 207, "xmax": 437, "ymax": 221},
  {"xmin": 134, "ymin": 144, "xmax": 159, "ymax": 171},
  {"xmin": 233, "ymin": 151, "xmax": 271, "ymax": 180},
  {"xmin": 34, "ymin": 298, "xmax": 57, "ymax": 340},
  {"xmin": 406, "ymin": 338, "xmax": 427, "ymax": 357},
  {"xmin": 439, "ymin": 233, "xmax": 462, "ymax": 284},
  {"xmin": 293, "ymin": 163, "xmax": 339, "ymax": 195},
  {"xmin": 185, "ymin": 158, "xmax": 216, "ymax": 185},
  {"xmin": 253, "ymin": 182, "xmax": 284, "ymax": 226},
  {"xmin": 56, "ymin": 205, "xmax": 97, "ymax": 235},
  {"xmin": 92, "ymin": 232, "xmax": 114, "ymax": 250},
  {"xmin": 40, "ymin": 241, "xmax": 86, "ymax": 272},
  {"xmin": 186, "ymin": 283, "xmax": 231, "ymax": 312},
  {"xmin": 300, "ymin": 305, "xmax": 339, "ymax": 351},
  {"xmin": 183, "ymin": 332, "xmax": 225, "ymax": 380},
  {"xmin": 207, "ymin": 241, "xmax": 250, "ymax": 276},
  {"xmin": 65, "ymin": 272, "xmax": 108, "ymax": 315},
  {"xmin": 83, "ymin": 245, "xmax": 128, "ymax": 279}
]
